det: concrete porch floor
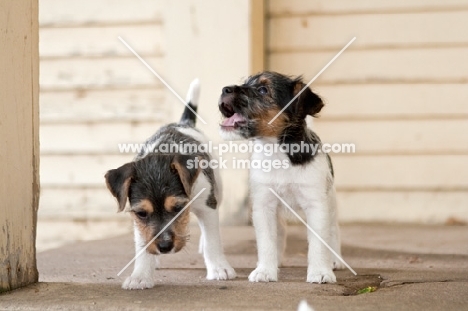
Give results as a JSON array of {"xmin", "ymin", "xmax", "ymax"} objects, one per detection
[{"xmin": 1, "ymin": 223, "xmax": 468, "ymax": 310}]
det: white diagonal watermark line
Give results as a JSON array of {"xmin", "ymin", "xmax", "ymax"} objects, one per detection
[
  {"xmin": 268, "ymin": 37, "xmax": 356, "ymax": 125},
  {"xmin": 118, "ymin": 36, "xmax": 207, "ymax": 124},
  {"xmin": 117, "ymin": 188, "xmax": 206, "ymax": 276},
  {"xmin": 268, "ymin": 188, "xmax": 357, "ymax": 276}
]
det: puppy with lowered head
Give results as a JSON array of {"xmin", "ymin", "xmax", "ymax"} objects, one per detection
[{"xmin": 106, "ymin": 80, "xmax": 236, "ymax": 289}]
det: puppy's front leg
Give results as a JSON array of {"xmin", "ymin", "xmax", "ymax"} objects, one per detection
[
  {"xmin": 249, "ymin": 189, "xmax": 278, "ymax": 282},
  {"xmin": 194, "ymin": 206, "xmax": 236, "ymax": 280},
  {"xmin": 122, "ymin": 225, "xmax": 158, "ymax": 290}
]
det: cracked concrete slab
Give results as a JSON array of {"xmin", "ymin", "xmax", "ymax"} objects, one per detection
[{"xmin": 1, "ymin": 224, "xmax": 467, "ymax": 310}]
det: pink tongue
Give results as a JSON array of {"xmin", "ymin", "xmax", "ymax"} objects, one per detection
[{"xmin": 222, "ymin": 113, "xmax": 245, "ymax": 127}]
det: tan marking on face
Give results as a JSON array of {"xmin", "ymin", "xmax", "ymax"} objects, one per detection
[
  {"xmin": 257, "ymin": 75, "xmax": 276, "ymax": 96},
  {"xmin": 134, "ymin": 199, "xmax": 154, "ymax": 214},
  {"xmin": 131, "ymin": 199, "xmax": 157, "ymax": 253},
  {"xmin": 132, "ymin": 198, "xmax": 190, "ymax": 254},
  {"xmin": 246, "ymin": 76, "xmax": 287, "ymax": 137},
  {"xmin": 258, "ymin": 76, "xmax": 271, "ymax": 85},
  {"xmin": 164, "ymin": 196, "xmax": 188, "ymax": 213},
  {"xmin": 172, "ymin": 209, "xmax": 191, "ymax": 252},
  {"xmin": 257, "ymin": 76, "xmax": 276, "ymax": 99},
  {"xmin": 133, "ymin": 216, "xmax": 158, "ymax": 254},
  {"xmin": 255, "ymin": 108, "xmax": 288, "ymax": 137}
]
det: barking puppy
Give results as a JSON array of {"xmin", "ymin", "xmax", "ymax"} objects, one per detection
[
  {"xmin": 218, "ymin": 71, "xmax": 344, "ymax": 283},
  {"xmin": 106, "ymin": 80, "xmax": 236, "ymax": 289}
]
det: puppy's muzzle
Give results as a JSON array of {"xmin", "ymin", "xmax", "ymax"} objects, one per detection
[
  {"xmin": 219, "ymin": 85, "xmax": 248, "ymax": 129},
  {"xmin": 219, "ymin": 85, "xmax": 238, "ymax": 117},
  {"xmin": 157, "ymin": 231, "xmax": 174, "ymax": 254}
]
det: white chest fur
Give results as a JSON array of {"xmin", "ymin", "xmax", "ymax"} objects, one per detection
[{"xmin": 249, "ymin": 138, "xmax": 333, "ymax": 209}]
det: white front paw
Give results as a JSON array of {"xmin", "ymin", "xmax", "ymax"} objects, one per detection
[
  {"xmin": 306, "ymin": 269, "xmax": 336, "ymax": 284},
  {"xmin": 122, "ymin": 275, "xmax": 155, "ymax": 290},
  {"xmin": 248, "ymin": 266, "xmax": 278, "ymax": 282},
  {"xmin": 206, "ymin": 262, "xmax": 237, "ymax": 280}
]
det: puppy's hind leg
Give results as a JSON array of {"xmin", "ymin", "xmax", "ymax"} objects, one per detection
[
  {"xmin": 297, "ymin": 186, "xmax": 336, "ymax": 283},
  {"xmin": 193, "ymin": 204, "xmax": 236, "ymax": 280},
  {"xmin": 302, "ymin": 198, "xmax": 336, "ymax": 284},
  {"xmin": 328, "ymin": 188, "xmax": 345, "ymax": 270},
  {"xmin": 277, "ymin": 210, "xmax": 287, "ymax": 267}
]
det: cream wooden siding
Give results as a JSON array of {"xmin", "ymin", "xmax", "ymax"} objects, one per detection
[
  {"xmin": 39, "ymin": 0, "xmax": 167, "ymax": 220},
  {"xmin": 267, "ymin": 0, "xmax": 468, "ymax": 223}
]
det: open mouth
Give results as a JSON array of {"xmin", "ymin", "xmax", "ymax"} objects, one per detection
[{"xmin": 220, "ymin": 113, "xmax": 247, "ymax": 130}]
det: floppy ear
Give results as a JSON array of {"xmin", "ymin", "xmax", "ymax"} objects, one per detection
[
  {"xmin": 171, "ymin": 154, "xmax": 201, "ymax": 197},
  {"xmin": 292, "ymin": 81, "xmax": 324, "ymax": 118},
  {"xmin": 105, "ymin": 162, "xmax": 134, "ymax": 212}
]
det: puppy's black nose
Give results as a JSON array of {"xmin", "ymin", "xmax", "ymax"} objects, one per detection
[
  {"xmin": 157, "ymin": 240, "xmax": 173, "ymax": 253},
  {"xmin": 222, "ymin": 86, "xmax": 233, "ymax": 94}
]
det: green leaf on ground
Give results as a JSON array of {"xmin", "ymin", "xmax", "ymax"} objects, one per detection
[{"xmin": 357, "ymin": 286, "xmax": 377, "ymax": 294}]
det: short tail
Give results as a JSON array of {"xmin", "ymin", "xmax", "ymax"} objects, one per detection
[{"xmin": 179, "ymin": 78, "xmax": 200, "ymax": 127}]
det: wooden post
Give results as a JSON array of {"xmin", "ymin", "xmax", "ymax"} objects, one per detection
[{"xmin": 0, "ymin": 0, "xmax": 40, "ymax": 292}]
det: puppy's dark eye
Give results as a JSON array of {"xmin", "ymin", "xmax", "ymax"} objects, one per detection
[
  {"xmin": 173, "ymin": 205, "xmax": 185, "ymax": 213},
  {"xmin": 135, "ymin": 211, "xmax": 148, "ymax": 219},
  {"xmin": 258, "ymin": 86, "xmax": 268, "ymax": 95}
]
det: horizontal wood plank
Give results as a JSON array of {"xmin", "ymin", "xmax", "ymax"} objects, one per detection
[
  {"xmin": 268, "ymin": 0, "xmax": 468, "ymax": 16},
  {"xmin": 40, "ymin": 57, "xmax": 164, "ymax": 90},
  {"xmin": 40, "ymin": 123, "xmax": 165, "ymax": 154},
  {"xmin": 38, "ymin": 186, "xmax": 468, "ymax": 224},
  {"xmin": 39, "ymin": 187, "xmax": 118, "ymax": 219},
  {"xmin": 332, "ymin": 155, "xmax": 468, "ymax": 189},
  {"xmin": 36, "ymin": 219, "xmax": 132, "ymax": 252},
  {"xmin": 269, "ymin": 11, "xmax": 468, "ymax": 51},
  {"xmin": 40, "ymin": 84, "xmax": 468, "ymax": 121},
  {"xmin": 40, "ymin": 25, "xmax": 164, "ymax": 58},
  {"xmin": 314, "ymin": 119, "xmax": 468, "ymax": 154},
  {"xmin": 40, "ymin": 119, "xmax": 468, "ymax": 154},
  {"xmin": 40, "ymin": 154, "xmax": 468, "ymax": 189},
  {"xmin": 268, "ymin": 48, "xmax": 468, "ymax": 83},
  {"xmin": 39, "ymin": 0, "xmax": 163, "ymax": 26},
  {"xmin": 40, "ymin": 155, "xmax": 133, "ymax": 186},
  {"xmin": 40, "ymin": 88, "xmax": 166, "ymax": 122},
  {"xmin": 314, "ymin": 84, "xmax": 468, "ymax": 117},
  {"xmin": 337, "ymin": 191, "xmax": 468, "ymax": 223}
]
